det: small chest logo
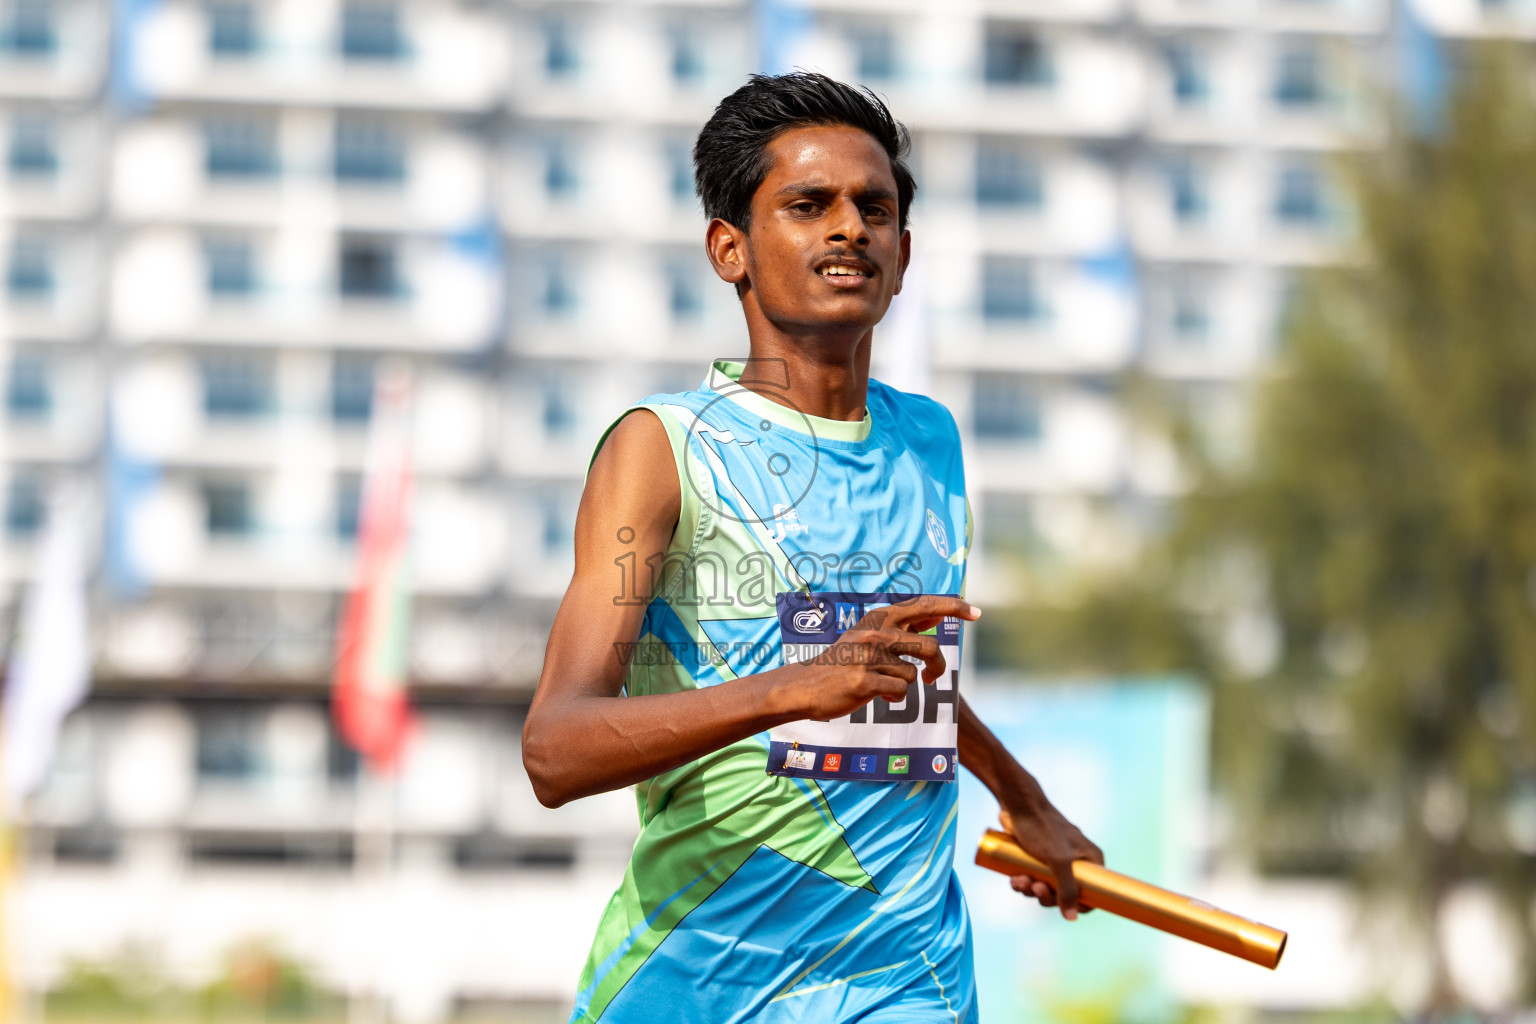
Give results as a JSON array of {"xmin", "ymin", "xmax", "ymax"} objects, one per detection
[
  {"xmin": 931, "ymin": 754, "xmax": 949, "ymax": 774},
  {"xmin": 769, "ymin": 503, "xmax": 811, "ymax": 544},
  {"xmin": 925, "ymin": 509, "xmax": 949, "ymax": 559}
]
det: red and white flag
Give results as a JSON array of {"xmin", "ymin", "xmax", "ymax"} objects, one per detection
[{"xmin": 333, "ymin": 367, "xmax": 415, "ymax": 773}]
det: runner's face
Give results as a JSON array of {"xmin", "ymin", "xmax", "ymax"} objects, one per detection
[{"xmin": 742, "ymin": 125, "xmax": 908, "ymax": 333}]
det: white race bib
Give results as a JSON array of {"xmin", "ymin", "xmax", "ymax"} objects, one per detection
[{"xmin": 767, "ymin": 591, "xmax": 961, "ymax": 783}]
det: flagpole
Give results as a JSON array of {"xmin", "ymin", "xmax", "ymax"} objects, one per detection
[
  {"xmin": 336, "ymin": 364, "xmax": 415, "ymax": 1024},
  {"xmin": 349, "ymin": 762, "xmax": 394, "ymax": 1024}
]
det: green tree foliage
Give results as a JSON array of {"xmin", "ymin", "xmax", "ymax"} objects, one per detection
[{"xmin": 985, "ymin": 50, "xmax": 1536, "ymax": 1010}]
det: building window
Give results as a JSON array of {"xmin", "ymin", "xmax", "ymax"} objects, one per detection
[
  {"xmin": 331, "ymin": 357, "xmax": 374, "ymax": 423},
  {"xmin": 203, "ymin": 481, "xmax": 253, "ymax": 536},
  {"xmin": 1168, "ymin": 158, "xmax": 1209, "ymax": 223},
  {"xmin": 542, "ymin": 372, "xmax": 576, "ymax": 436},
  {"xmin": 1274, "ymin": 163, "xmax": 1326, "ymax": 224},
  {"xmin": 327, "ymin": 721, "xmax": 360, "ymax": 782},
  {"xmin": 665, "ymin": 141, "xmax": 694, "ymax": 204},
  {"xmin": 338, "ymin": 237, "xmax": 398, "ymax": 299},
  {"xmin": 196, "ymin": 709, "xmax": 264, "ymax": 779},
  {"xmin": 6, "ymin": 353, "xmax": 51, "ymax": 419},
  {"xmin": 7, "ymin": 237, "xmax": 52, "ymax": 300},
  {"xmin": 981, "ymin": 494, "xmax": 1042, "ymax": 557},
  {"xmin": 1165, "ymin": 40, "xmax": 1209, "ymax": 107},
  {"xmin": 668, "ymin": 26, "xmax": 703, "ymax": 85},
  {"xmin": 851, "ymin": 27, "xmax": 896, "ymax": 82},
  {"xmin": 982, "ymin": 257, "xmax": 1046, "ymax": 323},
  {"xmin": 541, "ymin": 493, "xmax": 573, "ymax": 555},
  {"xmin": 205, "ymin": 238, "xmax": 256, "ymax": 298},
  {"xmin": 341, "ymin": 3, "xmax": 403, "ymax": 60},
  {"xmin": 543, "ymin": 139, "xmax": 578, "ymax": 199},
  {"xmin": 333, "ymin": 117, "xmax": 405, "ymax": 184},
  {"xmin": 201, "ymin": 354, "xmax": 272, "ymax": 418},
  {"xmin": 543, "ymin": 18, "xmax": 577, "ymax": 78},
  {"xmin": 1170, "ymin": 282, "xmax": 1211, "ymax": 341},
  {"xmin": 208, "ymin": 2, "xmax": 256, "ymax": 56},
  {"xmin": 335, "ymin": 477, "xmax": 361, "ymax": 540},
  {"xmin": 6, "ymin": 1, "xmax": 55, "ymax": 56},
  {"xmin": 204, "ymin": 119, "xmax": 277, "ymax": 178},
  {"xmin": 8, "ymin": 113, "xmax": 55, "ymax": 177},
  {"xmin": 984, "ymin": 26, "xmax": 1051, "ymax": 87},
  {"xmin": 540, "ymin": 254, "xmax": 575, "ymax": 316},
  {"xmin": 973, "ymin": 377, "xmax": 1042, "ymax": 442},
  {"xmin": 667, "ymin": 259, "xmax": 704, "ymax": 321},
  {"xmin": 1273, "ymin": 43, "xmax": 1325, "ymax": 107},
  {"xmin": 975, "ymin": 142, "xmax": 1042, "ymax": 208},
  {"xmin": 5, "ymin": 475, "xmax": 44, "ymax": 536}
]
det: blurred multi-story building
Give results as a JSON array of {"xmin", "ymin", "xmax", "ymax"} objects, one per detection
[{"xmin": 0, "ymin": 0, "xmax": 1515, "ymax": 1018}]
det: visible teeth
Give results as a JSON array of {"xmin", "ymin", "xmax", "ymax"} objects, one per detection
[{"xmin": 821, "ymin": 266, "xmax": 862, "ymax": 276}]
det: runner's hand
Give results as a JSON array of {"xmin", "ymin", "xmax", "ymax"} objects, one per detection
[
  {"xmin": 793, "ymin": 595, "xmax": 979, "ymax": 722},
  {"xmin": 999, "ymin": 809, "xmax": 1104, "ymax": 921}
]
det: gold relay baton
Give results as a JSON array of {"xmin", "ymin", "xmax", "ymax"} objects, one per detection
[{"xmin": 975, "ymin": 828, "xmax": 1288, "ymax": 969}]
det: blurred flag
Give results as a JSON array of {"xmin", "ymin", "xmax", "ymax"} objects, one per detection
[
  {"xmin": 2, "ymin": 489, "xmax": 90, "ymax": 815},
  {"xmin": 333, "ymin": 369, "xmax": 416, "ymax": 774}
]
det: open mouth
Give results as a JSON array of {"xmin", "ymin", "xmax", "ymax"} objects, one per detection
[{"xmin": 815, "ymin": 259, "xmax": 875, "ymax": 285}]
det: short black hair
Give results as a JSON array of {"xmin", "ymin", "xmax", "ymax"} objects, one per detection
[{"xmin": 693, "ymin": 72, "xmax": 917, "ymax": 232}]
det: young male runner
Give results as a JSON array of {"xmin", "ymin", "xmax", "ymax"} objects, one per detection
[{"xmin": 523, "ymin": 73, "xmax": 1103, "ymax": 1023}]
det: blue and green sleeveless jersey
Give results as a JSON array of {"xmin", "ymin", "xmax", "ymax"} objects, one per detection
[{"xmin": 570, "ymin": 359, "xmax": 976, "ymax": 1023}]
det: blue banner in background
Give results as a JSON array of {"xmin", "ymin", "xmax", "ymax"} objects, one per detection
[{"xmin": 957, "ymin": 678, "xmax": 1210, "ymax": 1024}]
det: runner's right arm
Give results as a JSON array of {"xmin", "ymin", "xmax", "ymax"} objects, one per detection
[{"xmin": 521, "ymin": 409, "xmax": 978, "ymax": 808}]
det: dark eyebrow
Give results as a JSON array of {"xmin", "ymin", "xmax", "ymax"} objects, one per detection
[{"xmin": 776, "ymin": 182, "xmax": 898, "ymax": 205}]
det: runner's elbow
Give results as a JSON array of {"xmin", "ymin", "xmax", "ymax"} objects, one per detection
[{"xmin": 521, "ymin": 720, "xmax": 572, "ymax": 808}]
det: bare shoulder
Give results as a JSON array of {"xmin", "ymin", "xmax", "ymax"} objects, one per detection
[{"xmin": 578, "ymin": 408, "xmax": 680, "ymax": 552}]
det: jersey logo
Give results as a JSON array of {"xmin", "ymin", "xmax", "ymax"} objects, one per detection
[
  {"xmin": 768, "ymin": 503, "xmax": 810, "ymax": 544},
  {"xmin": 925, "ymin": 509, "xmax": 949, "ymax": 559}
]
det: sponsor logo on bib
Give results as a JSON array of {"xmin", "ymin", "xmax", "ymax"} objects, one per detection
[
  {"xmin": 790, "ymin": 601, "xmax": 830, "ymax": 634},
  {"xmin": 925, "ymin": 509, "xmax": 949, "ymax": 559},
  {"xmin": 888, "ymin": 755, "xmax": 910, "ymax": 774},
  {"xmin": 852, "ymin": 754, "xmax": 877, "ymax": 774},
  {"xmin": 823, "ymin": 753, "xmax": 842, "ymax": 772},
  {"xmin": 784, "ymin": 748, "xmax": 815, "ymax": 771},
  {"xmin": 931, "ymin": 754, "xmax": 948, "ymax": 774}
]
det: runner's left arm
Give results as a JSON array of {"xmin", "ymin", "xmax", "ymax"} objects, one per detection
[{"xmin": 958, "ymin": 697, "xmax": 1104, "ymax": 919}]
